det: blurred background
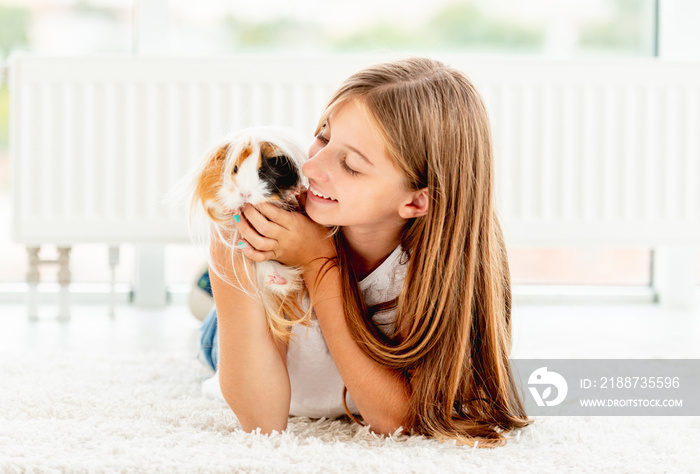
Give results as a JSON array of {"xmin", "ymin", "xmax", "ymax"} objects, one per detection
[{"xmin": 0, "ymin": 0, "xmax": 697, "ymax": 305}]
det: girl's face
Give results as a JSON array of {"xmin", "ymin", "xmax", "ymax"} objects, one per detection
[{"xmin": 302, "ymin": 100, "xmax": 415, "ymax": 229}]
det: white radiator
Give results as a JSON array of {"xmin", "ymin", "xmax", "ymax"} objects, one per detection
[
  {"xmin": 474, "ymin": 60, "xmax": 700, "ymax": 246},
  {"xmin": 10, "ymin": 55, "xmax": 700, "ymax": 248}
]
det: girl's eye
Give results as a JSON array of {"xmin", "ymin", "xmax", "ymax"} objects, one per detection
[
  {"xmin": 316, "ymin": 133, "xmax": 329, "ymax": 145},
  {"xmin": 341, "ymin": 158, "xmax": 359, "ymax": 176}
]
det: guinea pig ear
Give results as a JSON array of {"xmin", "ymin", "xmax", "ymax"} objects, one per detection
[
  {"xmin": 195, "ymin": 144, "xmax": 230, "ymax": 208},
  {"xmin": 258, "ymin": 141, "xmax": 278, "ymax": 159},
  {"xmin": 209, "ymin": 144, "xmax": 231, "ymax": 169},
  {"xmin": 209, "ymin": 143, "xmax": 231, "ymax": 174}
]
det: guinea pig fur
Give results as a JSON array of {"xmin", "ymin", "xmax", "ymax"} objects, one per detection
[{"xmin": 188, "ymin": 127, "xmax": 311, "ymax": 341}]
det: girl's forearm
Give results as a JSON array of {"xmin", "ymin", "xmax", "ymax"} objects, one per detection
[
  {"xmin": 303, "ymin": 261, "xmax": 411, "ymax": 435},
  {"xmin": 210, "ymin": 255, "xmax": 291, "ymax": 434}
]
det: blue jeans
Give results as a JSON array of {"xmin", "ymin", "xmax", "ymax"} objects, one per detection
[{"xmin": 200, "ymin": 306, "xmax": 219, "ymax": 372}]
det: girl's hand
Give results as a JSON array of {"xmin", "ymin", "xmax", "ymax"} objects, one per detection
[{"xmin": 236, "ymin": 193, "xmax": 336, "ymax": 270}]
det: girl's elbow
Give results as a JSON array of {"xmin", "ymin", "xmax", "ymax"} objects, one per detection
[
  {"xmin": 365, "ymin": 414, "xmax": 409, "ymax": 436},
  {"xmin": 363, "ymin": 392, "xmax": 411, "ymax": 436},
  {"xmin": 221, "ymin": 389, "xmax": 289, "ymax": 435},
  {"xmin": 239, "ymin": 416, "xmax": 288, "ymax": 435},
  {"xmin": 227, "ymin": 400, "xmax": 289, "ymax": 434}
]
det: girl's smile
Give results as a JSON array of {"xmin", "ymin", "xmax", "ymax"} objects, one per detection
[{"xmin": 307, "ymin": 185, "xmax": 338, "ymax": 202}]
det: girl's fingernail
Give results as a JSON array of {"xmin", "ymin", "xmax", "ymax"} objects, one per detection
[
  {"xmin": 233, "ymin": 214, "xmax": 241, "ymax": 223},
  {"xmin": 237, "ymin": 241, "xmax": 245, "ymax": 248}
]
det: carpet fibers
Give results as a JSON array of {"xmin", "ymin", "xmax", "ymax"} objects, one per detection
[{"xmin": 1, "ymin": 353, "xmax": 697, "ymax": 473}]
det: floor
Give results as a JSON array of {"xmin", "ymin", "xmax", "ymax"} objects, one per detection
[
  {"xmin": 1, "ymin": 300, "xmax": 698, "ymax": 360},
  {"xmin": 0, "ymin": 303, "xmax": 202, "ymax": 359}
]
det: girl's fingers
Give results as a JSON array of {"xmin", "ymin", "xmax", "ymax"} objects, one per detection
[
  {"xmin": 255, "ymin": 202, "xmax": 294, "ymax": 230},
  {"xmin": 242, "ymin": 204, "xmax": 286, "ymax": 237},
  {"xmin": 236, "ymin": 211, "xmax": 276, "ymax": 252}
]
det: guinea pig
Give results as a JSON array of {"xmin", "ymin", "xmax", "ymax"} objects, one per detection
[
  {"xmin": 188, "ymin": 127, "xmax": 310, "ymax": 341},
  {"xmin": 194, "ymin": 128, "xmax": 307, "ymax": 223}
]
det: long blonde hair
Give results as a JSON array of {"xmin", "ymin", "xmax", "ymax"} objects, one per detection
[{"xmin": 316, "ymin": 57, "xmax": 531, "ymax": 447}]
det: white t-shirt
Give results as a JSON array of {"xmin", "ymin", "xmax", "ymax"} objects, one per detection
[{"xmin": 286, "ymin": 245, "xmax": 407, "ymax": 418}]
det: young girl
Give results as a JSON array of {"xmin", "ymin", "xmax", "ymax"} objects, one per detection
[{"xmin": 200, "ymin": 57, "xmax": 531, "ymax": 447}]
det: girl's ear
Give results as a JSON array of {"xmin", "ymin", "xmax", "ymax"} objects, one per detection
[{"xmin": 398, "ymin": 188, "xmax": 429, "ymax": 219}]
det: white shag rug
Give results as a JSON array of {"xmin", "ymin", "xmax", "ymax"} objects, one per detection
[{"xmin": 1, "ymin": 353, "xmax": 698, "ymax": 473}]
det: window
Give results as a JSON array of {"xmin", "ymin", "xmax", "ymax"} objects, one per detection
[{"xmin": 167, "ymin": 0, "xmax": 655, "ymax": 56}]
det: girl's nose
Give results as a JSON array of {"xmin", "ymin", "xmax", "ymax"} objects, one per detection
[{"xmin": 302, "ymin": 148, "xmax": 329, "ymax": 182}]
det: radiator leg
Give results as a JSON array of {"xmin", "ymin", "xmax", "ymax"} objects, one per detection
[
  {"xmin": 108, "ymin": 245, "xmax": 120, "ymax": 319},
  {"xmin": 57, "ymin": 246, "xmax": 72, "ymax": 322},
  {"xmin": 27, "ymin": 247, "xmax": 40, "ymax": 321},
  {"xmin": 133, "ymin": 244, "xmax": 167, "ymax": 308}
]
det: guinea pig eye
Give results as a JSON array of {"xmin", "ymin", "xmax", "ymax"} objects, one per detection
[{"xmin": 233, "ymin": 165, "xmax": 239, "ymax": 174}]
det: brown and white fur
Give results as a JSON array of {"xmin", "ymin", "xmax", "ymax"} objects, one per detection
[{"xmin": 188, "ymin": 127, "xmax": 309, "ymax": 340}]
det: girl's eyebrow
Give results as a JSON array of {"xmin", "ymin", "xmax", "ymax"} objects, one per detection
[
  {"xmin": 345, "ymin": 145, "xmax": 374, "ymax": 167},
  {"xmin": 326, "ymin": 117, "xmax": 375, "ymax": 167}
]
